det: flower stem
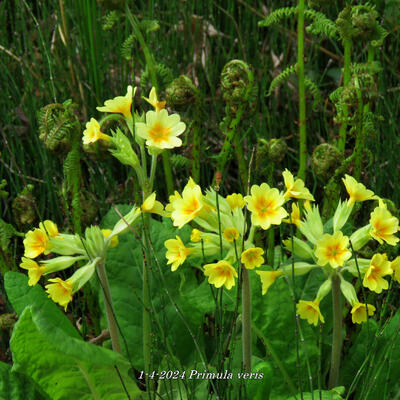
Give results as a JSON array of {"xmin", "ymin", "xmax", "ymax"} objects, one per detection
[
  {"xmin": 242, "ymin": 267, "xmax": 252, "ymax": 372},
  {"xmin": 297, "ymin": 0, "xmax": 307, "ymax": 181},
  {"xmin": 96, "ymin": 261, "xmax": 121, "ymax": 353},
  {"xmin": 329, "ymin": 274, "xmax": 342, "ymax": 389}
]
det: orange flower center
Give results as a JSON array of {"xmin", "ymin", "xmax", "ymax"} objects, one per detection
[{"xmin": 149, "ymin": 122, "xmax": 171, "ymax": 143}]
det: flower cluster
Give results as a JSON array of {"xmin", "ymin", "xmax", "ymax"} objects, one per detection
[
  {"xmin": 164, "ymin": 170, "xmax": 315, "ymax": 291},
  {"xmin": 273, "ymin": 175, "xmax": 400, "ymax": 325}
]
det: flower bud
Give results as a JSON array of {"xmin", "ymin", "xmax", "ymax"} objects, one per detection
[
  {"xmin": 316, "ymin": 279, "xmax": 332, "ymax": 301},
  {"xmin": 283, "ymin": 237, "xmax": 314, "ymax": 260},
  {"xmin": 165, "ymin": 75, "xmax": 197, "ymax": 110},
  {"xmin": 340, "ymin": 277, "xmax": 358, "ymax": 305},
  {"xmin": 311, "ymin": 143, "xmax": 343, "ymax": 181}
]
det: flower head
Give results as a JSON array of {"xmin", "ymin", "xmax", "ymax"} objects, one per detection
[
  {"xmin": 342, "ymin": 175, "xmax": 377, "ymax": 207},
  {"xmin": 141, "ymin": 192, "xmax": 164, "ymax": 216},
  {"xmin": 363, "ymin": 253, "xmax": 392, "ymax": 293},
  {"xmin": 256, "ymin": 270, "xmax": 283, "ymax": 294},
  {"xmin": 226, "ymin": 193, "xmax": 245, "ymax": 211},
  {"xmin": 20, "ymin": 257, "xmax": 46, "ymax": 286},
  {"xmin": 101, "ymin": 229, "xmax": 119, "ymax": 249},
  {"xmin": 190, "ymin": 229, "xmax": 202, "ymax": 243},
  {"xmin": 143, "ymin": 87, "xmax": 166, "ymax": 112},
  {"xmin": 315, "ymin": 231, "xmax": 351, "ymax": 269},
  {"xmin": 39, "ymin": 220, "xmax": 59, "ymax": 238},
  {"xmin": 83, "ymin": 118, "xmax": 111, "ymax": 145},
  {"xmin": 135, "ymin": 109, "xmax": 186, "ymax": 150},
  {"xmin": 351, "ymin": 302, "xmax": 376, "ymax": 324},
  {"xmin": 283, "ymin": 202, "xmax": 301, "ymax": 226},
  {"xmin": 203, "ymin": 260, "xmax": 238, "ymax": 290},
  {"xmin": 23, "ymin": 228, "xmax": 50, "ymax": 258},
  {"xmin": 223, "ymin": 227, "xmax": 239, "ymax": 242},
  {"xmin": 96, "ymin": 85, "xmax": 136, "ymax": 118},
  {"xmin": 297, "ymin": 299, "xmax": 324, "ymax": 326},
  {"xmin": 391, "ymin": 256, "xmax": 400, "ymax": 283},
  {"xmin": 283, "ymin": 169, "xmax": 314, "ymax": 201},
  {"xmin": 241, "ymin": 248, "xmax": 264, "ymax": 269},
  {"xmin": 45, "ymin": 278, "xmax": 73, "ymax": 311},
  {"xmin": 245, "ymin": 183, "xmax": 288, "ymax": 230},
  {"xmin": 171, "ymin": 179, "xmax": 203, "ymax": 228},
  {"xmin": 165, "ymin": 236, "xmax": 193, "ymax": 272},
  {"xmin": 369, "ymin": 205, "xmax": 399, "ymax": 246}
]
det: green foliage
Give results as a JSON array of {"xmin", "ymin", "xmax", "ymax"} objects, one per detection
[
  {"xmin": 5, "ymin": 272, "xmax": 142, "ymax": 400},
  {"xmin": 267, "ymin": 63, "xmax": 298, "ymax": 96},
  {"xmin": 258, "ymin": 7, "xmax": 298, "ymax": 27},
  {"xmin": 140, "ymin": 63, "xmax": 173, "ymax": 94},
  {"xmin": 305, "ymin": 9, "xmax": 338, "ymax": 38},
  {"xmin": 0, "ymin": 361, "xmax": 46, "ymax": 400},
  {"xmin": 0, "ymin": 219, "xmax": 20, "ymax": 253},
  {"xmin": 102, "ymin": 10, "xmax": 119, "ymax": 31},
  {"xmin": 287, "ymin": 386, "xmax": 345, "ymax": 399},
  {"xmin": 304, "ymin": 76, "xmax": 323, "ymax": 110}
]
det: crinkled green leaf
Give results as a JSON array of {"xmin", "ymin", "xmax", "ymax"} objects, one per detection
[
  {"xmin": 0, "ymin": 361, "xmax": 47, "ymax": 400},
  {"xmin": 10, "ymin": 306, "xmax": 143, "ymax": 400}
]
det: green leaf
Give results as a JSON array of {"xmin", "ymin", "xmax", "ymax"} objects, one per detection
[
  {"xmin": 287, "ymin": 386, "xmax": 345, "ymax": 399},
  {"xmin": 4, "ymin": 271, "xmax": 80, "ymax": 338},
  {"xmin": 10, "ymin": 306, "xmax": 143, "ymax": 400},
  {"xmin": 0, "ymin": 361, "xmax": 47, "ymax": 400}
]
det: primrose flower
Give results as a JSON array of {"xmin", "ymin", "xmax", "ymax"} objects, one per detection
[
  {"xmin": 23, "ymin": 228, "xmax": 49, "ymax": 258},
  {"xmin": 171, "ymin": 179, "xmax": 203, "ymax": 228},
  {"xmin": 203, "ymin": 260, "xmax": 238, "ymax": 290},
  {"xmin": 223, "ymin": 227, "xmax": 239, "ymax": 242},
  {"xmin": 165, "ymin": 236, "xmax": 193, "ymax": 272},
  {"xmin": 342, "ymin": 175, "xmax": 377, "ymax": 207},
  {"xmin": 256, "ymin": 270, "xmax": 283, "ymax": 294},
  {"xmin": 297, "ymin": 299, "xmax": 324, "ymax": 326},
  {"xmin": 226, "ymin": 193, "xmax": 245, "ymax": 210},
  {"xmin": 190, "ymin": 229, "xmax": 202, "ymax": 243},
  {"xmin": 83, "ymin": 118, "xmax": 111, "ymax": 145},
  {"xmin": 369, "ymin": 205, "xmax": 399, "ymax": 246},
  {"xmin": 143, "ymin": 87, "xmax": 166, "ymax": 112},
  {"xmin": 39, "ymin": 220, "xmax": 59, "ymax": 238},
  {"xmin": 19, "ymin": 258, "xmax": 46, "ymax": 286},
  {"xmin": 351, "ymin": 302, "xmax": 376, "ymax": 324},
  {"xmin": 135, "ymin": 109, "xmax": 186, "ymax": 150},
  {"xmin": 315, "ymin": 231, "xmax": 351, "ymax": 269},
  {"xmin": 101, "ymin": 229, "xmax": 119, "ymax": 249},
  {"xmin": 363, "ymin": 253, "xmax": 392, "ymax": 293},
  {"xmin": 391, "ymin": 256, "xmax": 400, "ymax": 283},
  {"xmin": 283, "ymin": 202, "xmax": 301, "ymax": 226},
  {"xmin": 141, "ymin": 192, "xmax": 164, "ymax": 216},
  {"xmin": 241, "ymin": 248, "xmax": 264, "ymax": 270},
  {"xmin": 96, "ymin": 85, "xmax": 136, "ymax": 118},
  {"xmin": 45, "ymin": 278, "xmax": 73, "ymax": 311},
  {"xmin": 245, "ymin": 183, "xmax": 288, "ymax": 230},
  {"xmin": 283, "ymin": 169, "xmax": 314, "ymax": 201}
]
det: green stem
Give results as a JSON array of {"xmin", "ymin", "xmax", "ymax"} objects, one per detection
[
  {"xmin": 337, "ymin": 39, "xmax": 351, "ymax": 153},
  {"xmin": 329, "ymin": 274, "xmax": 342, "ymax": 389},
  {"xmin": 97, "ymin": 261, "xmax": 121, "ymax": 353},
  {"xmin": 242, "ymin": 267, "xmax": 252, "ymax": 372},
  {"xmin": 161, "ymin": 151, "xmax": 174, "ymax": 195},
  {"xmin": 297, "ymin": 0, "xmax": 307, "ymax": 181},
  {"xmin": 149, "ymin": 155, "xmax": 157, "ymax": 190},
  {"xmin": 233, "ymin": 133, "xmax": 248, "ymax": 189}
]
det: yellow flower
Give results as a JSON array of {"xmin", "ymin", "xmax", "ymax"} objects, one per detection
[
  {"xmin": 39, "ymin": 220, "xmax": 59, "ymax": 238},
  {"xmin": 283, "ymin": 202, "xmax": 301, "ymax": 226},
  {"xmin": 141, "ymin": 192, "xmax": 164, "ymax": 216},
  {"xmin": 204, "ymin": 260, "xmax": 238, "ymax": 290},
  {"xmin": 165, "ymin": 190, "xmax": 182, "ymax": 215},
  {"xmin": 23, "ymin": 228, "xmax": 49, "ymax": 258},
  {"xmin": 165, "ymin": 236, "xmax": 193, "ymax": 272},
  {"xmin": 370, "ymin": 206, "xmax": 399, "ymax": 246},
  {"xmin": 135, "ymin": 109, "xmax": 186, "ymax": 149},
  {"xmin": 283, "ymin": 169, "xmax": 314, "ymax": 201},
  {"xmin": 96, "ymin": 85, "xmax": 136, "ymax": 118},
  {"xmin": 190, "ymin": 229, "xmax": 202, "ymax": 243},
  {"xmin": 223, "ymin": 227, "xmax": 239, "ymax": 242},
  {"xmin": 82, "ymin": 118, "xmax": 111, "ymax": 145},
  {"xmin": 19, "ymin": 257, "xmax": 46, "ymax": 286},
  {"xmin": 391, "ymin": 256, "xmax": 400, "ymax": 283},
  {"xmin": 241, "ymin": 248, "xmax": 264, "ymax": 269},
  {"xmin": 171, "ymin": 179, "xmax": 203, "ymax": 228},
  {"xmin": 315, "ymin": 231, "xmax": 351, "ymax": 269},
  {"xmin": 351, "ymin": 302, "xmax": 376, "ymax": 324},
  {"xmin": 342, "ymin": 175, "xmax": 377, "ymax": 207},
  {"xmin": 143, "ymin": 87, "xmax": 166, "ymax": 112},
  {"xmin": 363, "ymin": 253, "xmax": 392, "ymax": 293},
  {"xmin": 45, "ymin": 278, "xmax": 73, "ymax": 311},
  {"xmin": 101, "ymin": 229, "xmax": 119, "ymax": 249},
  {"xmin": 297, "ymin": 299, "xmax": 324, "ymax": 326},
  {"xmin": 226, "ymin": 193, "xmax": 245, "ymax": 210},
  {"xmin": 245, "ymin": 183, "xmax": 288, "ymax": 230},
  {"xmin": 256, "ymin": 270, "xmax": 283, "ymax": 294}
]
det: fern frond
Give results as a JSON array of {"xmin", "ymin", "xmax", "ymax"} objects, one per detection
[
  {"xmin": 371, "ymin": 24, "xmax": 388, "ymax": 47},
  {"xmin": 140, "ymin": 63, "xmax": 173, "ymax": 93},
  {"xmin": 350, "ymin": 61, "xmax": 381, "ymax": 75},
  {"xmin": 258, "ymin": 7, "xmax": 297, "ymax": 27},
  {"xmin": 304, "ymin": 77, "xmax": 322, "ymax": 110},
  {"xmin": 305, "ymin": 9, "xmax": 338, "ymax": 38},
  {"xmin": 121, "ymin": 33, "xmax": 135, "ymax": 61},
  {"xmin": 170, "ymin": 154, "xmax": 190, "ymax": 169},
  {"xmin": 102, "ymin": 10, "xmax": 119, "ymax": 31},
  {"xmin": 0, "ymin": 218, "xmax": 19, "ymax": 252},
  {"xmin": 267, "ymin": 63, "xmax": 298, "ymax": 96}
]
